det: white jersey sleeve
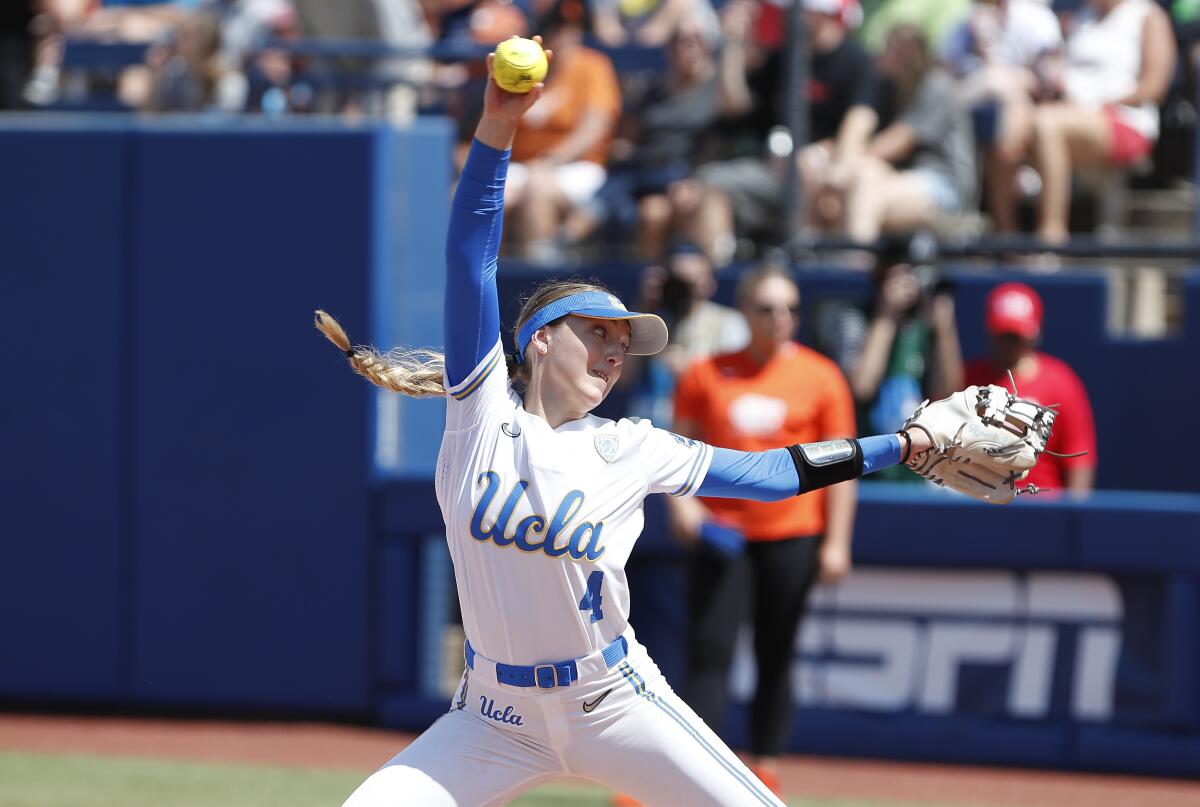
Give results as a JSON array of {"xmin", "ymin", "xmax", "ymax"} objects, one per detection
[
  {"xmin": 443, "ymin": 338, "xmax": 517, "ymax": 432},
  {"xmin": 625, "ymin": 418, "xmax": 714, "ymax": 498}
]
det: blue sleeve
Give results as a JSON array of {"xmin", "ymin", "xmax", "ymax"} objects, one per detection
[
  {"xmin": 694, "ymin": 434, "xmax": 903, "ymax": 501},
  {"xmin": 860, "ymin": 434, "xmax": 902, "ymax": 474},
  {"xmin": 695, "ymin": 447, "xmax": 799, "ymax": 501},
  {"xmin": 444, "ymin": 140, "xmax": 509, "ymax": 388}
]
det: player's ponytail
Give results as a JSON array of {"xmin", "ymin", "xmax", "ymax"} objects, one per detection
[
  {"xmin": 315, "ymin": 277, "xmax": 619, "ymax": 398},
  {"xmin": 314, "ymin": 310, "xmax": 447, "ymax": 398}
]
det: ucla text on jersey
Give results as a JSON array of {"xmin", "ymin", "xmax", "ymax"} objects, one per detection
[{"xmin": 469, "ymin": 471, "xmax": 606, "ymax": 562}]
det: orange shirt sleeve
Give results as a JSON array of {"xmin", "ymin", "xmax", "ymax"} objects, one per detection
[
  {"xmin": 583, "ymin": 51, "xmax": 621, "ymax": 118},
  {"xmin": 576, "ymin": 51, "xmax": 620, "ymax": 165},
  {"xmin": 672, "ymin": 358, "xmax": 707, "ymax": 430},
  {"xmin": 819, "ymin": 358, "xmax": 857, "ymax": 440}
]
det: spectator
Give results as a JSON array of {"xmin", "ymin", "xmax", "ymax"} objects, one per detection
[
  {"xmin": 1, "ymin": 1, "xmax": 35, "ymax": 109},
  {"xmin": 142, "ymin": 9, "xmax": 219, "ymax": 111},
  {"xmin": 505, "ymin": 0, "xmax": 621, "ymax": 264},
  {"xmin": 1172, "ymin": 0, "xmax": 1200, "ymax": 83},
  {"xmin": 84, "ymin": 0, "xmax": 204, "ymax": 41},
  {"xmin": 438, "ymin": 0, "xmax": 533, "ymax": 151},
  {"xmin": 965, "ymin": 282, "xmax": 1097, "ymax": 493},
  {"xmin": 992, "ymin": 0, "xmax": 1176, "ymax": 242},
  {"xmin": 670, "ymin": 264, "xmax": 857, "ymax": 797},
  {"xmin": 672, "ymin": 0, "xmax": 882, "ymax": 263},
  {"xmin": 22, "ymin": 0, "xmax": 209, "ymax": 109},
  {"xmin": 590, "ymin": 0, "xmax": 718, "ymax": 47},
  {"xmin": 620, "ymin": 243, "xmax": 749, "ymax": 425},
  {"xmin": 367, "ymin": 0, "xmax": 438, "ymax": 121},
  {"xmin": 284, "ymin": 0, "xmax": 435, "ymax": 118},
  {"xmin": 942, "ymin": 0, "xmax": 1063, "ymax": 231},
  {"xmin": 834, "ymin": 24, "xmax": 977, "ymax": 243},
  {"xmin": 859, "ymin": 0, "xmax": 970, "ymax": 53},
  {"xmin": 796, "ymin": 0, "xmax": 885, "ymax": 236},
  {"xmin": 434, "ymin": 0, "xmax": 530, "ymax": 47},
  {"xmin": 212, "ymin": 0, "xmax": 295, "ymax": 113},
  {"xmin": 816, "ymin": 242, "xmax": 963, "ymax": 478},
  {"xmin": 565, "ymin": 17, "xmax": 719, "ymax": 257},
  {"xmin": 97, "ymin": 1, "xmax": 214, "ymax": 110},
  {"xmin": 23, "ymin": 0, "xmax": 73, "ymax": 107}
]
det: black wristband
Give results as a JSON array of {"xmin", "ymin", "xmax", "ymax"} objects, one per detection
[
  {"xmin": 344, "ymin": 349, "xmax": 355, "ymax": 358},
  {"xmin": 898, "ymin": 430, "xmax": 912, "ymax": 464},
  {"xmin": 786, "ymin": 439, "xmax": 864, "ymax": 495}
]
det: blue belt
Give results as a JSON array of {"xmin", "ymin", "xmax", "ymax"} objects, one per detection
[{"xmin": 465, "ymin": 635, "xmax": 629, "ymax": 689}]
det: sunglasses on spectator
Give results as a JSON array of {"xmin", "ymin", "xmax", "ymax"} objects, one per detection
[{"xmin": 752, "ymin": 303, "xmax": 799, "ymax": 315}]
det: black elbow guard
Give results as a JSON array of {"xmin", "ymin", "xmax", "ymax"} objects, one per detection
[{"xmin": 786, "ymin": 439, "xmax": 864, "ymax": 494}]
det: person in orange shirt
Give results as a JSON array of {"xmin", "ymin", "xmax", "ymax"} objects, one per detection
[
  {"xmin": 669, "ymin": 264, "xmax": 857, "ymax": 795},
  {"xmin": 505, "ymin": 0, "xmax": 622, "ymax": 263}
]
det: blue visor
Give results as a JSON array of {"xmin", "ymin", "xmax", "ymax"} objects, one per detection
[{"xmin": 514, "ymin": 291, "xmax": 669, "ymax": 364}]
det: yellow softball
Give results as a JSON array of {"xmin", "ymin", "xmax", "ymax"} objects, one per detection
[{"xmin": 491, "ymin": 37, "xmax": 549, "ymax": 94}]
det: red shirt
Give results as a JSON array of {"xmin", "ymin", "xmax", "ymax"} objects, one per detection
[
  {"xmin": 673, "ymin": 343, "xmax": 856, "ymax": 540},
  {"xmin": 964, "ymin": 352, "xmax": 1097, "ymax": 491}
]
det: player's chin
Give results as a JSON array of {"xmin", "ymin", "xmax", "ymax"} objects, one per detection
[{"xmin": 582, "ymin": 377, "xmax": 609, "ymax": 407}]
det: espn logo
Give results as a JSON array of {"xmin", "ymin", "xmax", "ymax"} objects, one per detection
[{"xmin": 731, "ymin": 570, "xmax": 1123, "ymax": 721}]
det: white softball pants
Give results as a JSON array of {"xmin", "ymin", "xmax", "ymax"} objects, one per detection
[{"xmin": 342, "ymin": 640, "xmax": 784, "ymax": 807}]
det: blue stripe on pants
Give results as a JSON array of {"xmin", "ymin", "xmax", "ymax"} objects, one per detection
[{"xmin": 617, "ymin": 663, "xmax": 777, "ymax": 807}]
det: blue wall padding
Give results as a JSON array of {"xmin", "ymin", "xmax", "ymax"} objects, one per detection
[
  {"xmin": 0, "ymin": 127, "xmax": 130, "ymax": 699},
  {"xmin": 1077, "ymin": 726, "xmax": 1200, "ymax": 777},
  {"xmin": 1077, "ymin": 496, "xmax": 1200, "ymax": 573},
  {"xmin": 376, "ymin": 692, "xmax": 452, "ymax": 735},
  {"xmin": 1102, "ymin": 276, "xmax": 1200, "ymax": 495},
  {"xmin": 777, "ymin": 711, "xmax": 1071, "ymax": 768},
  {"xmin": 0, "ymin": 116, "xmax": 443, "ymax": 713},
  {"xmin": 370, "ymin": 119, "xmax": 454, "ymax": 477},
  {"xmin": 1165, "ymin": 578, "xmax": 1199, "ymax": 729},
  {"xmin": 128, "ymin": 124, "xmax": 372, "ymax": 711},
  {"xmin": 378, "ymin": 542, "xmax": 422, "ymax": 691}
]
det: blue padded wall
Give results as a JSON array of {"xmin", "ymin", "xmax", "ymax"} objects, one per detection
[
  {"xmin": 0, "ymin": 116, "xmax": 448, "ymax": 715},
  {"xmin": 0, "ymin": 124, "xmax": 129, "ymax": 699},
  {"xmin": 130, "ymin": 122, "xmax": 372, "ymax": 711},
  {"xmin": 369, "ymin": 119, "xmax": 454, "ymax": 479}
]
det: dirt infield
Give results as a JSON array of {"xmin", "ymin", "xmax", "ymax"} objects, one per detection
[{"xmin": 1, "ymin": 713, "xmax": 1196, "ymax": 807}]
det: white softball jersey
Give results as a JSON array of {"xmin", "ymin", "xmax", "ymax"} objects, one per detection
[{"xmin": 436, "ymin": 337, "xmax": 713, "ymax": 666}]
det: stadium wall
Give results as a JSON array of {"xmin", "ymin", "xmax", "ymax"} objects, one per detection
[
  {"xmin": 1, "ymin": 115, "xmax": 449, "ymax": 714},
  {"xmin": 1, "ymin": 116, "xmax": 1198, "ymax": 775}
]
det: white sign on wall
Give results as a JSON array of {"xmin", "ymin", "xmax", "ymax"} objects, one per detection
[{"xmin": 730, "ymin": 570, "xmax": 1123, "ymax": 721}]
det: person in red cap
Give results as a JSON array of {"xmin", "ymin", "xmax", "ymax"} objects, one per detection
[{"xmin": 964, "ymin": 282, "xmax": 1097, "ymax": 493}]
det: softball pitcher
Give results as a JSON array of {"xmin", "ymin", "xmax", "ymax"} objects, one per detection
[{"xmin": 317, "ymin": 44, "xmax": 930, "ymax": 807}]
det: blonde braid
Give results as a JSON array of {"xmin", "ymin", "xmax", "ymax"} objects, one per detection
[{"xmin": 314, "ymin": 310, "xmax": 447, "ymax": 398}]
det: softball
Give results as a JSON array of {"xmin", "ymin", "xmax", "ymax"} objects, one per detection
[{"xmin": 491, "ymin": 37, "xmax": 548, "ymax": 94}]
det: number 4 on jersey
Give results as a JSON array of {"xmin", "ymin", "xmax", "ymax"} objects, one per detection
[{"xmin": 579, "ymin": 570, "xmax": 605, "ymax": 623}]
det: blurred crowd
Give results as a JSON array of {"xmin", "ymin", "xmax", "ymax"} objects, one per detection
[
  {"xmin": 2, "ymin": 0, "xmax": 1198, "ymax": 261},
  {"xmin": 615, "ymin": 241, "xmax": 1096, "ymax": 494}
]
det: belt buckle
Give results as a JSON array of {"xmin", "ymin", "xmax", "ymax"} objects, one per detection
[{"xmin": 533, "ymin": 664, "xmax": 558, "ymax": 689}]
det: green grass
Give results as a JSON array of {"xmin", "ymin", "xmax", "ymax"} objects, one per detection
[
  {"xmin": 0, "ymin": 751, "xmax": 948, "ymax": 807},
  {"xmin": 0, "ymin": 752, "xmax": 362, "ymax": 807}
]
